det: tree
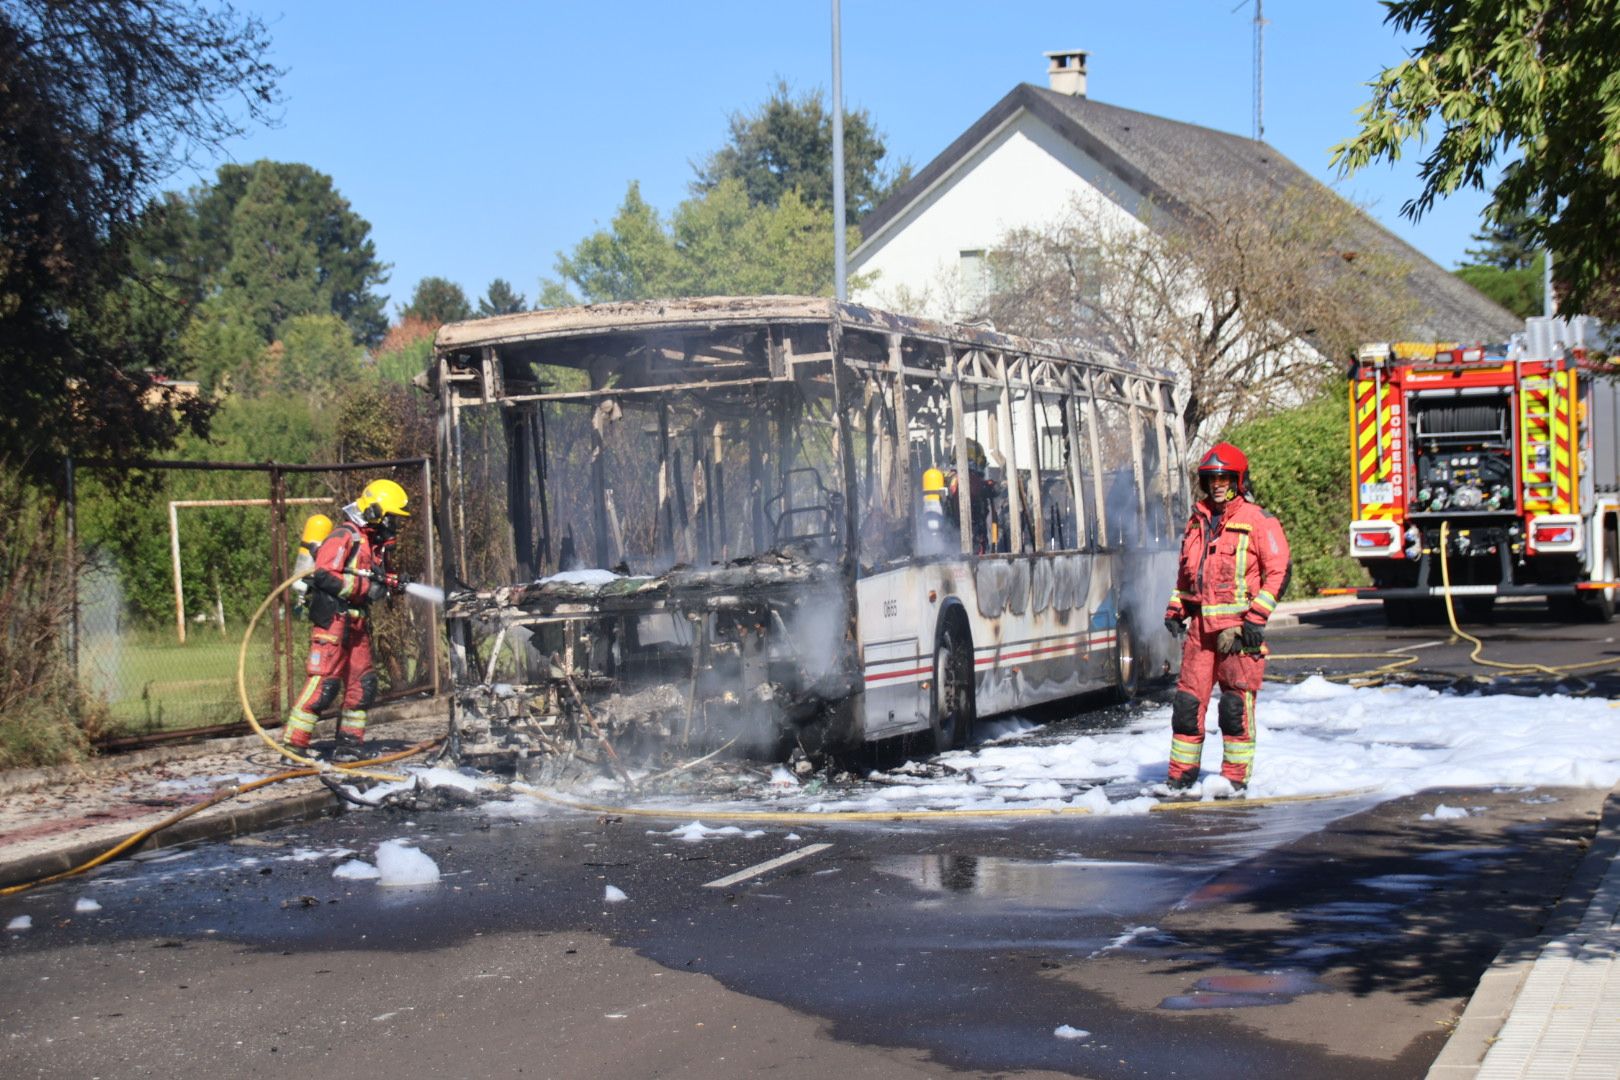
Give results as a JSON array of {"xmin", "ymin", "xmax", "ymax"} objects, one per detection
[
  {"xmin": 1223, "ymin": 393, "xmax": 1365, "ymax": 595},
  {"xmin": 217, "ymin": 164, "xmax": 330, "ymax": 341},
  {"xmin": 0, "ymin": 0, "xmax": 278, "ymax": 484},
  {"xmin": 979, "ymin": 190, "xmax": 1418, "ymax": 442},
  {"xmin": 546, "ymin": 179, "xmax": 860, "ymax": 305},
  {"xmin": 1331, "ymin": 0, "xmax": 1620, "ymax": 312},
  {"xmin": 692, "ymin": 81, "xmax": 911, "ymax": 221},
  {"xmin": 1454, "ymin": 256, "xmax": 1544, "ymax": 319},
  {"xmin": 137, "ymin": 160, "xmax": 390, "ymax": 346},
  {"xmin": 477, "ymin": 278, "xmax": 528, "ymax": 316},
  {"xmin": 401, "ymin": 276, "xmax": 472, "ymax": 325},
  {"xmin": 1465, "ymin": 188, "xmax": 1540, "ymax": 271},
  {"xmin": 277, "ymin": 313, "xmax": 364, "ymax": 396}
]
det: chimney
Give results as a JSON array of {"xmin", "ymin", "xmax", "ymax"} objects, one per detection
[{"xmin": 1044, "ymin": 49, "xmax": 1088, "ymax": 97}]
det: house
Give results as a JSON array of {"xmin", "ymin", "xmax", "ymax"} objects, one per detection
[{"xmin": 850, "ymin": 50, "xmax": 1520, "ymax": 344}]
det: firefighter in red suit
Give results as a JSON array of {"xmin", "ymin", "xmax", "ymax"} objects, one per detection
[
  {"xmin": 1161, "ymin": 444, "xmax": 1290, "ymax": 795},
  {"xmin": 282, "ymin": 479, "xmax": 409, "ymax": 762}
]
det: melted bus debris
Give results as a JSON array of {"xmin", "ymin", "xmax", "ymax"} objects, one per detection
[{"xmin": 427, "ymin": 297, "xmax": 1186, "ymax": 777}]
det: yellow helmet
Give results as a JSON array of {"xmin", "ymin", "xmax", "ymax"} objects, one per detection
[
  {"xmin": 356, "ymin": 478, "xmax": 410, "ymax": 524},
  {"xmin": 965, "ymin": 439, "xmax": 989, "ymax": 475}
]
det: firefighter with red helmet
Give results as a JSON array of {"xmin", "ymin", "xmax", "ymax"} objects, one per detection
[
  {"xmin": 1160, "ymin": 443, "xmax": 1290, "ymax": 796},
  {"xmin": 282, "ymin": 479, "xmax": 410, "ymax": 763}
]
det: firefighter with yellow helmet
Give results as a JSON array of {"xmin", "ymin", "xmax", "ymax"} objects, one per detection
[
  {"xmin": 282, "ymin": 479, "xmax": 410, "ymax": 762},
  {"xmin": 943, "ymin": 439, "xmax": 997, "ymax": 553}
]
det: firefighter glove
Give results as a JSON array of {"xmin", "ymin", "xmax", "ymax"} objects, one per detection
[
  {"xmin": 366, "ymin": 575, "xmax": 391, "ymax": 603},
  {"xmin": 1240, "ymin": 620, "xmax": 1265, "ymax": 651},
  {"xmin": 1164, "ymin": 600, "xmax": 1186, "ymax": 637},
  {"xmin": 1216, "ymin": 626, "xmax": 1243, "ymax": 654}
]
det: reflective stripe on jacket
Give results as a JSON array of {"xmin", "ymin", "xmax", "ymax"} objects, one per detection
[{"xmin": 1168, "ymin": 496, "xmax": 1290, "ymax": 630}]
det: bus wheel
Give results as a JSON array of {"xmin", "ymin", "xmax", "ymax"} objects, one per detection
[
  {"xmin": 930, "ymin": 622, "xmax": 975, "ymax": 754},
  {"xmin": 1111, "ymin": 616, "xmax": 1142, "ymax": 703}
]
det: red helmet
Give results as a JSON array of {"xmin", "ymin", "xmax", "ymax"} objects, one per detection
[{"xmin": 1198, "ymin": 442, "xmax": 1248, "ymax": 494}]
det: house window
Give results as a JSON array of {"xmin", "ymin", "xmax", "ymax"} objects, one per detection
[{"xmin": 958, "ymin": 249, "xmax": 990, "ymax": 315}]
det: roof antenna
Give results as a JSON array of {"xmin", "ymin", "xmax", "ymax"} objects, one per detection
[{"xmin": 1241, "ymin": 0, "xmax": 1267, "ymax": 142}]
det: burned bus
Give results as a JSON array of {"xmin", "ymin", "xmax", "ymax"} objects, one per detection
[{"xmin": 428, "ymin": 297, "xmax": 1187, "ymax": 768}]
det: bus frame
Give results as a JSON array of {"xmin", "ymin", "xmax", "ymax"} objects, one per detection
[{"xmin": 429, "ymin": 296, "xmax": 1187, "ymax": 767}]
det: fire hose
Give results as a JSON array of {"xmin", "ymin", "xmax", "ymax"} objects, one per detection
[
  {"xmin": 1269, "ymin": 522, "xmax": 1620, "ymax": 686},
  {"xmin": 1, "ymin": 571, "xmax": 442, "ymax": 896}
]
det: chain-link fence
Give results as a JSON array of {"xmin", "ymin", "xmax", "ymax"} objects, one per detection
[{"xmin": 68, "ymin": 457, "xmax": 440, "ymax": 747}]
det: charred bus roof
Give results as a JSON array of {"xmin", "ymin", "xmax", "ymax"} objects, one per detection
[{"xmin": 430, "ymin": 295, "xmax": 1173, "ymax": 388}]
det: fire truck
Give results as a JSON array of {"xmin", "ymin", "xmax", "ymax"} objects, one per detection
[{"xmin": 1345, "ymin": 317, "xmax": 1620, "ymax": 624}]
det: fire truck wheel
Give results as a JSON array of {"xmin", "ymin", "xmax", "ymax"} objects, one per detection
[
  {"xmin": 1382, "ymin": 599, "xmax": 1415, "ymax": 627},
  {"xmin": 929, "ymin": 622, "xmax": 975, "ymax": 754}
]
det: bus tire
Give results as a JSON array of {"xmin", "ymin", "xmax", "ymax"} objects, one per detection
[
  {"xmin": 929, "ymin": 616, "xmax": 975, "ymax": 754},
  {"xmin": 1111, "ymin": 615, "xmax": 1142, "ymax": 703}
]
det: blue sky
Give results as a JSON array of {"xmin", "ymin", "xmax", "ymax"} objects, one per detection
[{"xmin": 194, "ymin": 1, "xmax": 1487, "ymax": 314}]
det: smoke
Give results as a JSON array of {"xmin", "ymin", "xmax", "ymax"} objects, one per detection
[
  {"xmin": 780, "ymin": 579, "xmax": 850, "ymax": 684},
  {"xmin": 1101, "ymin": 468, "xmax": 1181, "ymax": 682}
]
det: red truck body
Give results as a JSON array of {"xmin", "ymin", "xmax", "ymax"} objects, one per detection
[{"xmin": 1346, "ymin": 319, "xmax": 1620, "ymax": 623}]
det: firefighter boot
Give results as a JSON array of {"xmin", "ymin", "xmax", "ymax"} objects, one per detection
[
  {"xmin": 331, "ymin": 730, "xmax": 368, "ymax": 764},
  {"xmin": 281, "ymin": 709, "xmax": 320, "ymax": 758}
]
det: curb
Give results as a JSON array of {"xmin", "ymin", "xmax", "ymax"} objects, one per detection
[
  {"xmin": 0, "ymin": 786, "xmax": 341, "ymax": 890},
  {"xmin": 0, "ymin": 695, "xmax": 446, "ymax": 797},
  {"xmin": 1267, "ymin": 599, "xmax": 1365, "ymax": 630},
  {"xmin": 1424, "ymin": 784, "xmax": 1620, "ymax": 1078}
]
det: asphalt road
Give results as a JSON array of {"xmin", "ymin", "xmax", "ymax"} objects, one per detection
[{"xmin": 1, "ymin": 603, "xmax": 1614, "ymax": 1079}]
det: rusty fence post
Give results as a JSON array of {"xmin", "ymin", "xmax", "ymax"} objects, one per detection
[{"xmin": 270, "ymin": 466, "xmax": 286, "ymax": 723}]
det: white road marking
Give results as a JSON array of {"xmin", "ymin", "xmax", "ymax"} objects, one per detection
[
  {"xmin": 702, "ymin": 843, "xmax": 833, "ymax": 889},
  {"xmin": 1389, "ymin": 640, "xmax": 1445, "ymax": 654}
]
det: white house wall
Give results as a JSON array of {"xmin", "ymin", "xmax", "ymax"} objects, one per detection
[{"xmin": 852, "ymin": 109, "xmax": 1148, "ymax": 321}]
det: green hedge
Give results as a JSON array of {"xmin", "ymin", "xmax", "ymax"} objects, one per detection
[{"xmin": 1222, "ymin": 392, "xmax": 1368, "ymax": 598}]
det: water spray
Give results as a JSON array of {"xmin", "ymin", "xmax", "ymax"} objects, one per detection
[{"xmin": 404, "ymin": 581, "xmax": 445, "ymax": 605}]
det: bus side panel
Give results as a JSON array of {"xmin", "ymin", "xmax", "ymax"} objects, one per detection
[
  {"xmin": 855, "ymin": 564, "xmax": 948, "ymax": 741},
  {"xmin": 966, "ymin": 553, "xmax": 1121, "ymax": 717}
]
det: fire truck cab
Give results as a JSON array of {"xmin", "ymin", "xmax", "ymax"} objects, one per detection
[{"xmin": 1347, "ymin": 316, "xmax": 1620, "ymax": 624}]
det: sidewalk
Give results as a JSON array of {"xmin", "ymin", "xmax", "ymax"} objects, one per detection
[
  {"xmin": 0, "ymin": 697, "xmax": 450, "ymax": 889},
  {"xmin": 1427, "ymin": 784, "xmax": 1620, "ymax": 1079}
]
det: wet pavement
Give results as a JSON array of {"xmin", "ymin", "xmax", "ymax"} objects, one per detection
[
  {"xmin": 2, "ymin": 772, "xmax": 1604, "ymax": 1079},
  {"xmin": 6, "ymin": 599, "xmax": 1620, "ymax": 1076}
]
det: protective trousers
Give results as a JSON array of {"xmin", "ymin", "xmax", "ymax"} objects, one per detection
[
  {"xmin": 284, "ymin": 613, "xmax": 376, "ymax": 748},
  {"xmin": 1168, "ymin": 615, "xmax": 1265, "ymax": 785}
]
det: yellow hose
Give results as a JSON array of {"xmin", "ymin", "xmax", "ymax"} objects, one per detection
[
  {"xmin": 236, "ymin": 569, "xmax": 408, "ymax": 783},
  {"xmin": 0, "ymin": 740, "xmax": 439, "ymax": 897},
  {"xmin": 1267, "ymin": 530, "xmax": 1620, "ymax": 684},
  {"xmin": 1435, "ymin": 521, "xmax": 1615, "ymax": 679}
]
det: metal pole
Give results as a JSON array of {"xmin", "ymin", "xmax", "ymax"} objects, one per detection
[
  {"xmin": 1545, "ymin": 249, "xmax": 1555, "ymax": 318},
  {"xmin": 169, "ymin": 500, "xmax": 186, "ymax": 644},
  {"xmin": 65, "ymin": 456, "xmax": 78, "ymax": 683},
  {"xmin": 831, "ymin": 0, "xmax": 847, "ymax": 302},
  {"xmin": 1253, "ymin": 0, "xmax": 1266, "ymax": 142}
]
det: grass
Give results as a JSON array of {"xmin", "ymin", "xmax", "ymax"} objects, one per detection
[{"xmin": 83, "ymin": 625, "xmax": 277, "ymax": 735}]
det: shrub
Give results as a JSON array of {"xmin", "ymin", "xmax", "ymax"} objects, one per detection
[
  {"xmin": 1222, "ymin": 392, "xmax": 1368, "ymax": 598},
  {"xmin": 0, "ymin": 467, "xmax": 107, "ymax": 767}
]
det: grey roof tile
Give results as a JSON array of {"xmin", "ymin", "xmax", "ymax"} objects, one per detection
[{"xmin": 860, "ymin": 84, "xmax": 1521, "ymax": 343}]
